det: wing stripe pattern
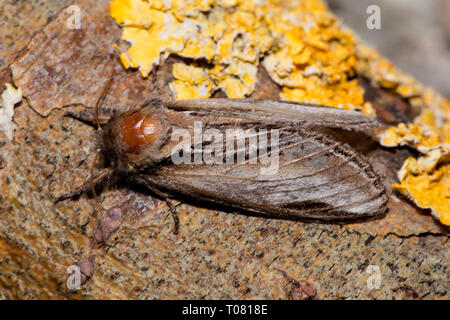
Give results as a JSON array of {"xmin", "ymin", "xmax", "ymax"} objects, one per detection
[
  {"xmin": 151, "ymin": 126, "xmax": 387, "ymax": 221},
  {"xmin": 168, "ymin": 99, "xmax": 379, "ymax": 131}
]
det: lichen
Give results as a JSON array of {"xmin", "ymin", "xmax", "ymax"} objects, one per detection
[
  {"xmin": 0, "ymin": 83, "xmax": 22, "ymax": 140},
  {"xmin": 359, "ymin": 45, "xmax": 450, "ymax": 226},
  {"xmin": 110, "ymin": 0, "xmax": 373, "ymax": 112},
  {"xmin": 379, "ymin": 109, "xmax": 450, "ymax": 225},
  {"xmin": 393, "ymin": 161, "xmax": 449, "ymax": 225},
  {"xmin": 170, "ymin": 63, "xmax": 214, "ymax": 99}
]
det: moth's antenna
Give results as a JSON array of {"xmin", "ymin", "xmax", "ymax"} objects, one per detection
[{"xmin": 95, "ymin": 75, "xmax": 114, "ymax": 130}]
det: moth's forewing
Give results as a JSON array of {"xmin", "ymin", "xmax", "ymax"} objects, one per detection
[{"xmin": 142, "ymin": 126, "xmax": 387, "ymax": 221}]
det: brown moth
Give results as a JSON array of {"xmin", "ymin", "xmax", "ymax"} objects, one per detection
[{"xmin": 56, "ymin": 97, "xmax": 388, "ymax": 234}]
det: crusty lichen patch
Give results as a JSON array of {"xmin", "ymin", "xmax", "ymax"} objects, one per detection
[
  {"xmin": 170, "ymin": 63, "xmax": 214, "ymax": 99},
  {"xmin": 110, "ymin": 0, "xmax": 374, "ymax": 112},
  {"xmin": 357, "ymin": 44, "xmax": 450, "ymax": 226},
  {"xmin": 379, "ymin": 108, "xmax": 450, "ymax": 225},
  {"xmin": 392, "ymin": 160, "xmax": 449, "ymax": 225}
]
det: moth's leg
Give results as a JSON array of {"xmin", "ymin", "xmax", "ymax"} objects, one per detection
[
  {"xmin": 89, "ymin": 153, "xmax": 104, "ymax": 215},
  {"xmin": 54, "ymin": 167, "xmax": 113, "ymax": 203},
  {"xmin": 141, "ymin": 176, "xmax": 179, "ymax": 235},
  {"xmin": 64, "ymin": 109, "xmax": 113, "ymax": 127},
  {"xmin": 165, "ymin": 198, "xmax": 180, "ymax": 235}
]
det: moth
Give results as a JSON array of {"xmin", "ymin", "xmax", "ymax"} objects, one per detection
[{"xmin": 56, "ymin": 94, "xmax": 388, "ymax": 234}]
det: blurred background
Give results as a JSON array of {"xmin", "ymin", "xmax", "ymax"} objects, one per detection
[{"xmin": 327, "ymin": 0, "xmax": 450, "ymax": 99}]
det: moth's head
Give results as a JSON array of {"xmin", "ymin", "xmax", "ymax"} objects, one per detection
[{"xmin": 101, "ymin": 107, "xmax": 171, "ymax": 169}]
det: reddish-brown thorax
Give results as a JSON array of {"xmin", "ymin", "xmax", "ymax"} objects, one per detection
[{"xmin": 119, "ymin": 112, "xmax": 162, "ymax": 154}]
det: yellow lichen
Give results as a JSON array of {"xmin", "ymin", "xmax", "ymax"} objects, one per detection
[
  {"xmin": 356, "ymin": 44, "xmax": 422, "ymax": 99},
  {"xmin": 378, "ymin": 81, "xmax": 450, "ymax": 225},
  {"xmin": 355, "ymin": 37, "xmax": 450, "ymax": 226},
  {"xmin": 170, "ymin": 63, "xmax": 214, "ymax": 99},
  {"xmin": 110, "ymin": 0, "xmax": 373, "ymax": 114},
  {"xmin": 261, "ymin": 2, "xmax": 369, "ymax": 111},
  {"xmin": 110, "ymin": 0, "xmax": 156, "ymax": 27},
  {"xmin": 393, "ymin": 161, "xmax": 449, "ymax": 225}
]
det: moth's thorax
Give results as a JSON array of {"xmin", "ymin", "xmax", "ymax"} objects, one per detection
[
  {"xmin": 119, "ymin": 111, "xmax": 163, "ymax": 154},
  {"xmin": 102, "ymin": 107, "xmax": 171, "ymax": 169}
]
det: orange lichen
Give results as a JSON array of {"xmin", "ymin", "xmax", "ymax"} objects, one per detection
[
  {"xmin": 110, "ymin": 0, "xmax": 373, "ymax": 113},
  {"xmin": 380, "ymin": 109, "xmax": 450, "ymax": 225},
  {"xmin": 393, "ymin": 161, "xmax": 449, "ymax": 225},
  {"xmin": 366, "ymin": 45, "xmax": 450, "ymax": 225},
  {"xmin": 170, "ymin": 63, "xmax": 214, "ymax": 99},
  {"xmin": 261, "ymin": 2, "xmax": 371, "ymax": 111},
  {"xmin": 356, "ymin": 44, "xmax": 423, "ymax": 100},
  {"xmin": 378, "ymin": 86, "xmax": 449, "ymax": 225}
]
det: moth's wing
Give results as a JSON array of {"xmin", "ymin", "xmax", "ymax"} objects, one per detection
[
  {"xmin": 144, "ymin": 128, "xmax": 388, "ymax": 221},
  {"xmin": 166, "ymin": 98, "xmax": 378, "ymax": 131}
]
